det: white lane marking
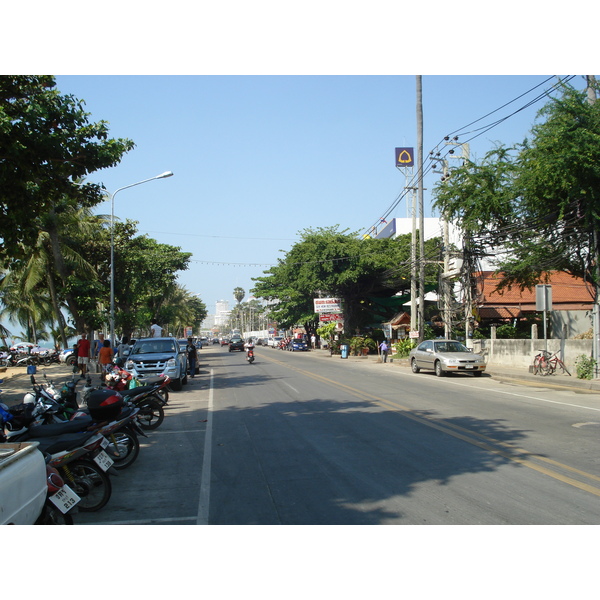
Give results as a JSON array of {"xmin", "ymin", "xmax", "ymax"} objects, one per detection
[
  {"xmin": 196, "ymin": 369, "xmax": 214, "ymax": 525},
  {"xmin": 281, "ymin": 380, "xmax": 299, "ymax": 394},
  {"xmin": 418, "ymin": 375, "xmax": 600, "ymax": 413}
]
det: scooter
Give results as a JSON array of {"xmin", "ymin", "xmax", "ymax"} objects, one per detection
[{"xmin": 246, "ymin": 348, "xmax": 255, "ymax": 364}]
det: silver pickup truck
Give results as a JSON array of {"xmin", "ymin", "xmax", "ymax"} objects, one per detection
[{"xmin": 124, "ymin": 337, "xmax": 188, "ymax": 391}]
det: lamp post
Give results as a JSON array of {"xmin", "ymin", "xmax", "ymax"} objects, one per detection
[{"xmin": 109, "ymin": 171, "xmax": 174, "ymax": 346}]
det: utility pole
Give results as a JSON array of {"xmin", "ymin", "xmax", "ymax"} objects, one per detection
[
  {"xmin": 586, "ymin": 76, "xmax": 600, "ymax": 378},
  {"xmin": 416, "ymin": 76, "xmax": 425, "ymax": 342}
]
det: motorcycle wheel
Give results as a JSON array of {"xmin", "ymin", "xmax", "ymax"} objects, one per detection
[
  {"xmin": 104, "ymin": 428, "xmax": 140, "ymax": 470},
  {"xmin": 62, "ymin": 459, "xmax": 112, "ymax": 513},
  {"xmin": 35, "ymin": 503, "xmax": 74, "ymax": 525},
  {"xmin": 155, "ymin": 387, "xmax": 169, "ymax": 406},
  {"xmin": 136, "ymin": 397, "xmax": 164, "ymax": 430}
]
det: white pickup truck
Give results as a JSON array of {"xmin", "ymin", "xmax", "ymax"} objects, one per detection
[{"xmin": 0, "ymin": 442, "xmax": 47, "ymax": 525}]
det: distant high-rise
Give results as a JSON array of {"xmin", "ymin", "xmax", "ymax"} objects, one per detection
[{"xmin": 215, "ymin": 300, "xmax": 230, "ymax": 326}]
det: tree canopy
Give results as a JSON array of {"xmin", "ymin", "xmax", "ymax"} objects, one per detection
[
  {"xmin": 433, "ymin": 80, "xmax": 600, "ymax": 293},
  {"xmin": 0, "ymin": 76, "xmax": 135, "ymax": 265},
  {"xmin": 252, "ymin": 225, "xmax": 442, "ymax": 335}
]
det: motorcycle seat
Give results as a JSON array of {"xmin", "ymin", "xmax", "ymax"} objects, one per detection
[{"xmin": 28, "ymin": 416, "xmax": 94, "ymax": 438}]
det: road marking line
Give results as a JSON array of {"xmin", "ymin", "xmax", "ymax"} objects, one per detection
[
  {"xmin": 196, "ymin": 368, "xmax": 214, "ymax": 525},
  {"xmin": 263, "ymin": 353, "xmax": 600, "ymax": 497}
]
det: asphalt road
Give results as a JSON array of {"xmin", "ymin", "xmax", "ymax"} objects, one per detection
[{"xmin": 50, "ymin": 343, "xmax": 599, "ymax": 526}]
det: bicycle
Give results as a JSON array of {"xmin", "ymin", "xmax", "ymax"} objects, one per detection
[{"xmin": 532, "ymin": 349, "xmax": 571, "ymax": 376}]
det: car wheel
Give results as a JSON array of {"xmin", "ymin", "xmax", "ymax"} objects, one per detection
[
  {"xmin": 435, "ymin": 361, "xmax": 445, "ymax": 377},
  {"xmin": 411, "ymin": 358, "xmax": 420, "ymax": 373},
  {"xmin": 67, "ymin": 355, "xmax": 77, "ymax": 366},
  {"xmin": 170, "ymin": 377, "xmax": 183, "ymax": 391}
]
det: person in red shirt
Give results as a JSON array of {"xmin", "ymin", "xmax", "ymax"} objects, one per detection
[{"xmin": 76, "ymin": 333, "xmax": 91, "ymax": 376}]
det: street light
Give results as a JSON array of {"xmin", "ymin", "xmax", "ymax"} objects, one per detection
[{"xmin": 109, "ymin": 171, "xmax": 174, "ymax": 346}]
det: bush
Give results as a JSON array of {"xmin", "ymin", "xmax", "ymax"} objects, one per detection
[
  {"xmin": 391, "ymin": 339, "xmax": 416, "ymax": 358},
  {"xmin": 575, "ymin": 354, "xmax": 597, "ymax": 380},
  {"xmin": 349, "ymin": 336, "xmax": 376, "ymax": 356}
]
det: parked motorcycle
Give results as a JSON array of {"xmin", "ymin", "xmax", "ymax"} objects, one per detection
[
  {"xmin": 104, "ymin": 365, "xmax": 170, "ymax": 406},
  {"xmin": 0, "ymin": 418, "xmax": 114, "ymax": 513},
  {"xmin": 35, "ymin": 454, "xmax": 81, "ymax": 525}
]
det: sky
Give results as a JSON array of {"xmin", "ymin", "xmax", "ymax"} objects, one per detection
[
  {"xmin": 50, "ymin": 74, "xmax": 589, "ymax": 316},
  {"xmin": 3, "ymin": 2, "xmax": 593, "ymax": 321}
]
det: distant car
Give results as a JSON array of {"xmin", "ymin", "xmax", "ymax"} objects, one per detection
[
  {"xmin": 229, "ymin": 336, "xmax": 244, "ymax": 352},
  {"xmin": 59, "ymin": 348, "xmax": 77, "ymax": 366},
  {"xmin": 409, "ymin": 339, "xmax": 486, "ymax": 377},
  {"xmin": 268, "ymin": 337, "xmax": 283, "ymax": 347},
  {"xmin": 287, "ymin": 339, "xmax": 308, "ymax": 352},
  {"xmin": 212, "ymin": 338, "xmax": 219, "ymax": 345},
  {"xmin": 220, "ymin": 338, "xmax": 229, "ymax": 346}
]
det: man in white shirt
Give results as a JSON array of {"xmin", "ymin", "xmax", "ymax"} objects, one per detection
[{"xmin": 150, "ymin": 319, "xmax": 163, "ymax": 337}]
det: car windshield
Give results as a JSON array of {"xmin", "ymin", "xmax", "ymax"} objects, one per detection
[
  {"xmin": 133, "ymin": 340, "xmax": 177, "ymax": 354},
  {"xmin": 434, "ymin": 341, "xmax": 468, "ymax": 353}
]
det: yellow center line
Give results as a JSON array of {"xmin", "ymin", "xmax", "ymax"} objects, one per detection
[{"xmin": 263, "ymin": 353, "xmax": 600, "ymax": 497}]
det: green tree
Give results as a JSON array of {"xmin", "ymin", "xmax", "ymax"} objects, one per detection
[
  {"xmin": 252, "ymin": 226, "xmax": 441, "ymax": 335},
  {"xmin": 233, "ymin": 287, "xmax": 245, "ymax": 304},
  {"xmin": 0, "ymin": 76, "xmax": 135, "ymax": 266},
  {"xmin": 433, "ymin": 80, "xmax": 600, "ymax": 292},
  {"xmin": 102, "ymin": 220, "xmax": 193, "ymax": 338}
]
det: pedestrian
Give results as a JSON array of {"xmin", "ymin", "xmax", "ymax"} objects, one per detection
[
  {"xmin": 94, "ymin": 333, "xmax": 105, "ymax": 359},
  {"xmin": 311, "ymin": 334, "xmax": 316, "ymax": 349},
  {"xmin": 115, "ymin": 336, "xmax": 130, "ymax": 365},
  {"xmin": 379, "ymin": 339, "xmax": 389, "ymax": 363},
  {"xmin": 76, "ymin": 332, "xmax": 91, "ymax": 376},
  {"xmin": 98, "ymin": 339, "xmax": 114, "ymax": 381},
  {"xmin": 150, "ymin": 319, "xmax": 163, "ymax": 337},
  {"xmin": 185, "ymin": 337, "xmax": 198, "ymax": 378}
]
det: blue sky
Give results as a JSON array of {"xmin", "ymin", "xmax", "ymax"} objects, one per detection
[
  {"xmin": 51, "ymin": 74, "xmax": 588, "ymax": 314},
  {"xmin": 2, "ymin": 3, "xmax": 593, "ymax": 328}
]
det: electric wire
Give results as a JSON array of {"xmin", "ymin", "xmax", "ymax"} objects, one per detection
[{"xmin": 364, "ymin": 76, "xmax": 577, "ymax": 236}]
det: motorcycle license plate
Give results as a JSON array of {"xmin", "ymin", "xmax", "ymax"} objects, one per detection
[
  {"xmin": 100, "ymin": 436, "xmax": 110, "ymax": 449},
  {"xmin": 49, "ymin": 484, "xmax": 81, "ymax": 514},
  {"xmin": 93, "ymin": 449, "xmax": 114, "ymax": 471}
]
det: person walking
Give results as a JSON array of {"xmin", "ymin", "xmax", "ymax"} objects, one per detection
[
  {"xmin": 94, "ymin": 333, "xmax": 105, "ymax": 359},
  {"xmin": 185, "ymin": 337, "xmax": 198, "ymax": 378},
  {"xmin": 379, "ymin": 339, "xmax": 389, "ymax": 363},
  {"xmin": 76, "ymin": 333, "xmax": 91, "ymax": 376},
  {"xmin": 98, "ymin": 339, "xmax": 114, "ymax": 381}
]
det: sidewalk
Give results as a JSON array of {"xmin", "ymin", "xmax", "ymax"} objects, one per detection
[{"xmin": 307, "ymin": 348, "xmax": 600, "ymax": 393}]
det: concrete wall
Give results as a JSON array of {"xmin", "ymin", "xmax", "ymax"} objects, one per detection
[{"xmin": 471, "ymin": 338, "xmax": 592, "ymax": 370}]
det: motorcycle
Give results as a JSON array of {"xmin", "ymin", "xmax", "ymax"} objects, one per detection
[
  {"xmin": 246, "ymin": 348, "xmax": 255, "ymax": 364},
  {"xmin": 0, "ymin": 415, "xmax": 114, "ymax": 513},
  {"xmin": 35, "ymin": 454, "xmax": 81, "ymax": 525},
  {"xmin": 104, "ymin": 364, "xmax": 170, "ymax": 406},
  {"xmin": 7, "ymin": 379, "xmax": 146, "ymax": 471}
]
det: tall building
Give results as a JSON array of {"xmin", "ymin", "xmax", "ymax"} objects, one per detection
[{"xmin": 215, "ymin": 300, "xmax": 230, "ymax": 326}]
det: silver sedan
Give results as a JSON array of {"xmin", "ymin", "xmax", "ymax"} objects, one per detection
[{"xmin": 409, "ymin": 339, "xmax": 486, "ymax": 377}]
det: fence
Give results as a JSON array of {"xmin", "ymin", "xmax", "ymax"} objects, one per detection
[{"xmin": 470, "ymin": 324, "xmax": 592, "ymax": 370}]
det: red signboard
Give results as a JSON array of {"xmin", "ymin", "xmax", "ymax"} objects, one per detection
[{"xmin": 319, "ymin": 313, "xmax": 343, "ymax": 322}]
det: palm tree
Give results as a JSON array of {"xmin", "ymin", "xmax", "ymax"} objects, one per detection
[{"xmin": 233, "ymin": 287, "xmax": 245, "ymax": 304}]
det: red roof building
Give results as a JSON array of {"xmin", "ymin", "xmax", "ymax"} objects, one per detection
[{"xmin": 475, "ymin": 271, "xmax": 595, "ymax": 321}]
